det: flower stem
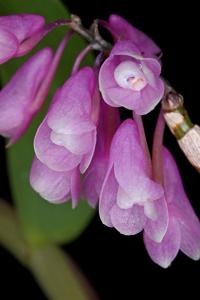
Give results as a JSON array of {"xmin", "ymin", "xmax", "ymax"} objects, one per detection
[
  {"xmin": 45, "ymin": 15, "xmax": 112, "ymax": 52},
  {"xmin": 71, "ymin": 45, "xmax": 92, "ymax": 75},
  {"xmin": 30, "ymin": 245, "xmax": 99, "ymax": 300},
  {"xmin": 70, "ymin": 15, "xmax": 112, "ymax": 51},
  {"xmin": 132, "ymin": 112, "xmax": 152, "ymax": 175},
  {"xmin": 152, "ymin": 108, "xmax": 165, "ymax": 184},
  {"xmin": 0, "ymin": 200, "xmax": 98, "ymax": 300},
  {"xmin": 0, "ymin": 200, "xmax": 29, "ymax": 266},
  {"xmin": 30, "ymin": 30, "xmax": 73, "ymax": 113}
]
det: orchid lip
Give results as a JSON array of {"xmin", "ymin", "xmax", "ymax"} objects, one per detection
[{"xmin": 114, "ymin": 60, "xmax": 147, "ymax": 91}]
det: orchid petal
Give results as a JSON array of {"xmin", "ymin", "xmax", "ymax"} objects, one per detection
[
  {"xmin": 99, "ymin": 167, "xmax": 118, "ymax": 227},
  {"xmin": 0, "ymin": 28, "xmax": 18, "ymax": 64},
  {"xmin": 111, "ymin": 120, "xmax": 163, "ymax": 204},
  {"xmin": 34, "ymin": 119, "xmax": 81, "ymax": 172},
  {"xmin": 0, "ymin": 48, "xmax": 52, "ymax": 141},
  {"xmin": 80, "ymin": 129, "xmax": 97, "ymax": 173},
  {"xmin": 0, "ymin": 14, "xmax": 45, "ymax": 43},
  {"xmin": 108, "ymin": 14, "xmax": 161, "ymax": 57},
  {"xmin": 30, "ymin": 157, "xmax": 71, "ymax": 203},
  {"xmin": 50, "ymin": 130, "xmax": 95, "ymax": 155},
  {"xmin": 180, "ymin": 220, "xmax": 200, "ymax": 261},
  {"xmin": 144, "ymin": 217, "xmax": 181, "ymax": 268},
  {"xmin": 110, "ymin": 203, "xmax": 146, "ymax": 235},
  {"xmin": 47, "ymin": 67, "xmax": 95, "ymax": 134},
  {"xmin": 144, "ymin": 196, "xmax": 169, "ymax": 242}
]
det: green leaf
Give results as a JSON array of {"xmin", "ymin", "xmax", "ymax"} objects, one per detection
[{"xmin": 0, "ymin": 0, "xmax": 95, "ymax": 246}]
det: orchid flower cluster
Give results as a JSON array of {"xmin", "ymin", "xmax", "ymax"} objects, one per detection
[{"xmin": 0, "ymin": 13, "xmax": 200, "ymax": 268}]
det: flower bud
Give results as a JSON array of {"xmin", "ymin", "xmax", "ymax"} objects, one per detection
[
  {"xmin": 0, "ymin": 14, "xmax": 45, "ymax": 64},
  {"xmin": 0, "ymin": 48, "xmax": 53, "ymax": 144}
]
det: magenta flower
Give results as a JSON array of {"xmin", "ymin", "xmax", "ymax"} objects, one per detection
[
  {"xmin": 0, "ymin": 11, "xmax": 198, "ymax": 269},
  {"xmin": 108, "ymin": 14, "xmax": 161, "ymax": 57},
  {"xmin": 31, "ymin": 67, "xmax": 98, "ymax": 206},
  {"xmin": 34, "ymin": 67, "xmax": 97, "ymax": 175},
  {"xmin": 0, "ymin": 31, "xmax": 72, "ymax": 145},
  {"xmin": 99, "ymin": 40, "xmax": 164, "ymax": 114},
  {"xmin": 0, "ymin": 14, "xmax": 45, "ymax": 64},
  {"xmin": 0, "ymin": 48, "xmax": 53, "ymax": 144},
  {"xmin": 99, "ymin": 119, "xmax": 164, "ymax": 235},
  {"xmin": 144, "ymin": 148, "xmax": 200, "ymax": 268},
  {"xmin": 83, "ymin": 102, "xmax": 120, "ymax": 207}
]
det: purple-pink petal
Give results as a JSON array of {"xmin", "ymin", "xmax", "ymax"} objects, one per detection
[
  {"xmin": 110, "ymin": 40, "xmax": 141, "ymax": 57},
  {"xmin": 106, "ymin": 86, "xmax": 141, "ymax": 110},
  {"xmin": 179, "ymin": 220, "xmax": 200, "ymax": 260},
  {"xmin": 135, "ymin": 79, "xmax": 164, "ymax": 115},
  {"xmin": 34, "ymin": 119, "xmax": 81, "ymax": 172},
  {"xmin": 47, "ymin": 67, "xmax": 95, "ymax": 135},
  {"xmin": 0, "ymin": 14, "xmax": 45, "ymax": 42},
  {"xmin": 30, "ymin": 157, "xmax": 71, "ymax": 203},
  {"xmin": 144, "ymin": 196, "xmax": 169, "ymax": 242},
  {"xmin": 48, "ymin": 116, "xmax": 96, "ymax": 135},
  {"xmin": 99, "ymin": 167, "xmax": 118, "ymax": 227},
  {"xmin": 116, "ymin": 186, "xmax": 136, "ymax": 209},
  {"xmin": 163, "ymin": 148, "xmax": 199, "ymax": 217},
  {"xmin": 83, "ymin": 158, "xmax": 108, "ymax": 207},
  {"xmin": 50, "ymin": 130, "xmax": 95, "ymax": 155},
  {"xmin": 108, "ymin": 14, "xmax": 161, "ymax": 57},
  {"xmin": 82, "ymin": 102, "xmax": 120, "ymax": 207},
  {"xmin": 144, "ymin": 217, "xmax": 181, "ymax": 268},
  {"xmin": 111, "ymin": 120, "xmax": 163, "ymax": 204},
  {"xmin": 0, "ymin": 14, "xmax": 45, "ymax": 61},
  {"xmin": 163, "ymin": 147, "xmax": 200, "ymax": 258},
  {"xmin": 79, "ymin": 129, "xmax": 97, "ymax": 173},
  {"xmin": 0, "ymin": 28, "xmax": 18, "ymax": 64},
  {"xmin": 110, "ymin": 203, "xmax": 146, "ymax": 235}
]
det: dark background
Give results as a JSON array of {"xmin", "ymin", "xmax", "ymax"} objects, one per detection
[{"xmin": 0, "ymin": 0, "xmax": 200, "ymax": 299}]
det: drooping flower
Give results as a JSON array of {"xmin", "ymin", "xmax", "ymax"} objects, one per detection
[
  {"xmin": 0, "ymin": 31, "xmax": 72, "ymax": 145},
  {"xmin": 99, "ymin": 40, "xmax": 164, "ymax": 115},
  {"xmin": 99, "ymin": 119, "xmax": 164, "ymax": 235},
  {"xmin": 144, "ymin": 147, "xmax": 200, "ymax": 268},
  {"xmin": 31, "ymin": 67, "xmax": 99, "ymax": 205},
  {"xmin": 0, "ymin": 48, "xmax": 53, "ymax": 144},
  {"xmin": 83, "ymin": 101, "xmax": 120, "ymax": 207},
  {"xmin": 107, "ymin": 14, "xmax": 161, "ymax": 57},
  {"xmin": 0, "ymin": 14, "xmax": 45, "ymax": 64},
  {"xmin": 34, "ymin": 67, "xmax": 98, "ymax": 174}
]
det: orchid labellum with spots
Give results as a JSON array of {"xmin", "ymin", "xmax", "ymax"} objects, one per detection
[{"xmin": 0, "ymin": 8, "xmax": 199, "ymax": 277}]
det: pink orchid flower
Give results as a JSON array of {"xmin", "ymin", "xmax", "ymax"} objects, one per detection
[
  {"xmin": 144, "ymin": 147, "xmax": 200, "ymax": 268},
  {"xmin": 99, "ymin": 119, "xmax": 164, "ymax": 235},
  {"xmin": 99, "ymin": 40, "xmax": 164, "ymax": 114},
  {"xmin": 34, "ymin": 67, "xmax": 98, "ymax": 174},
  {"xmin": 31, "ymin": 67, "xmax": 99, "ymax": 206},
  {"xmin": 0, "ymin": 31, "xmax": 72, "ymax": 145}
]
